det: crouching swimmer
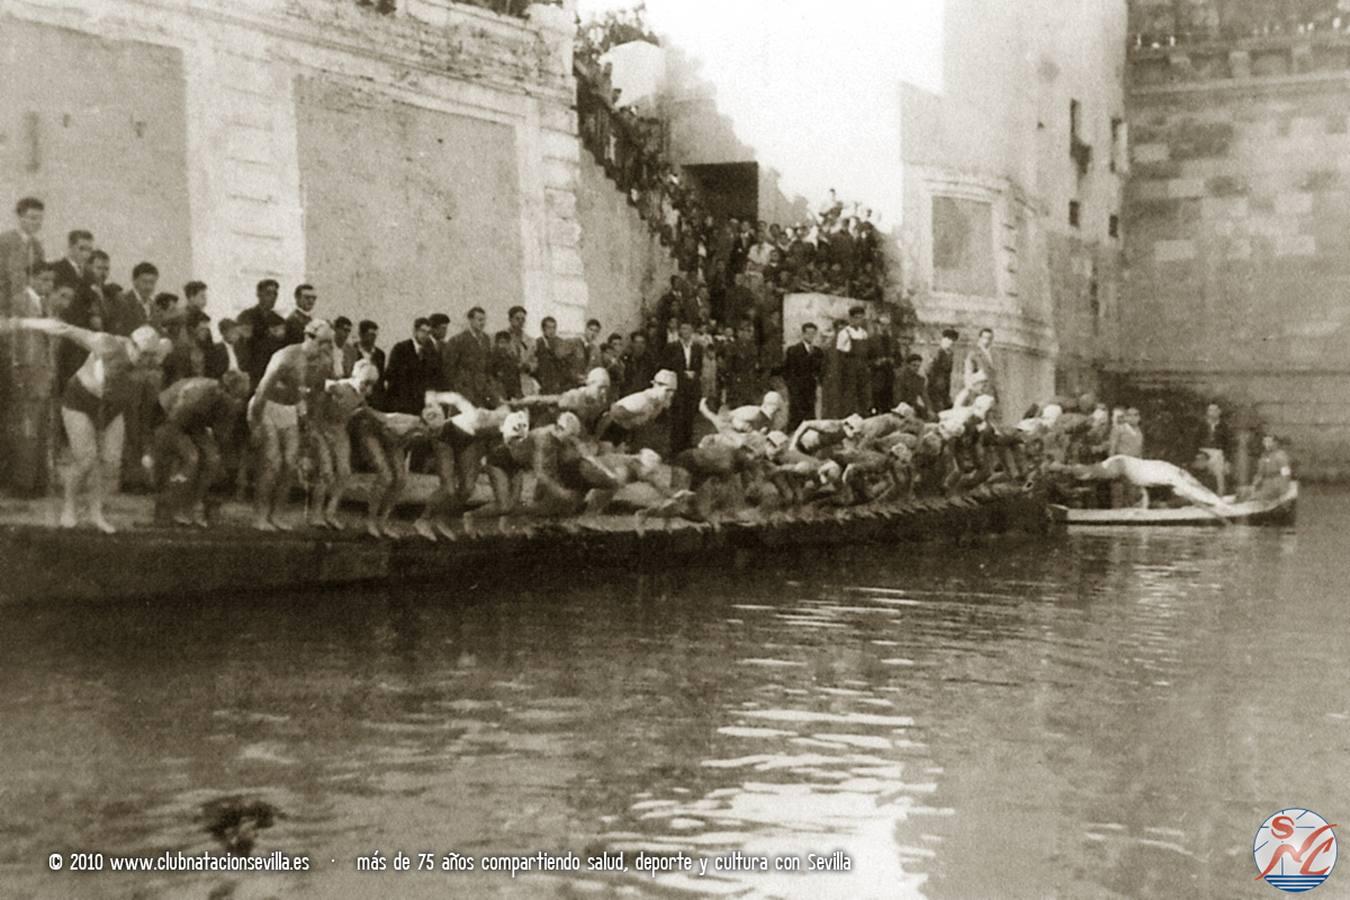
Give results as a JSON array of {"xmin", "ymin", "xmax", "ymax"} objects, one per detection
[
  {"xmin": 350, "ymin": 405, "xmax": 437, "ymax": 538},
  {"xmin": 595, "ymin": 369, "xmax": 678, "ymax": 448},
  {"xmin": 154, "ymin": 370, "xmax": 250, "ymax": 526},
  {"xmin": 511, "ymin": 367, "xmax": 611, "ymax": 433},
  {"xmin": 416, "ymin": 391, "xmax": 513, "ymax": 541},
  {"xmin": 306, "ymin": 360, "xmax": 380, "ymax": 530}
]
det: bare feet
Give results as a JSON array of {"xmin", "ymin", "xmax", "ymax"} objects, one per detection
[
  {"xmin": 191, "ymin": 512, "xmax": 209, "ymax": 528},
  {"xmin": 269, "ymin": 517, "xmax": 294, "ymax": 533},
  {"xmin": 413, "ymin": 519, "xmax": 438, "ymax": 542},
  {"xmin": 434, "ymin": 521, "xmax": 457, "ymax": 541},
  {"xmin": 307, "ymin": 515, "xmax": 328, "ymax": 530},
  {"xmin": 324, "ymin": 512, "xmax": 344, "ymax": 531},
  {"xmin": 59, "ymin": 509, "xmax": 78, "ymax": 529},
  {"xmin": 252, "ymin": 517, "xmax": 278, "ymax": 532},
  {"xmin": 380, "ymin": 522, "xmax": 402, "ymax": 539},
  {"xmin": 91, "ymin": 515, "xmax": 117, "ymax": 535},
  {"xmin": 364, "ymin": 521, "xmax": 382, "ymax": 539},
  {"xmin": 173, "ymin": 513, "xmax": 196, "ymax": 527}
]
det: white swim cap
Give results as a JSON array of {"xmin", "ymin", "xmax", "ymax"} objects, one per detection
[
  {"xmin": 351, "ymin": 359, "xmax": 379, "ymax": 386},
  {"xmin": 761, "ymin": 391, "xmax": 784, "ymax": 412},
  {"xmin": 1041, "ymin": 403, "xmax": 1063, "ymax": 424},
  {"xmin": 420, "ymin": 404, "xmax": 447, "ymax": 430},
  {"xmin": 636, "ymin": 448, "xmax": 662, "ymax": 473},
  {"xmin": 844, "ymin": 414, "xmax": 865, "ymax": 436},
  {"xmin": 500, "ymin": 410, "xmax": 530, "ymax": 442},
  {"xmin": 973, "ymin": 394, "xmax": 996, "ymax": 417},
  {"xmin": 556, "ymin": 411, "xmax": 582, "ymax": 438},
  {"xmin": 651, "ymin": 369, "xmax": 678, "ymax": 391},
  {"xmin": 130, "ymin": 325, "xmax": 160, "ymax": 354},
  {"xmin": 892, "ymin": 402, "xmax": 916, "ymax": 418},
  {"xmin": 586, "ymin": 367, "xmax": 611, "ymax": 389},
  {"xmin": 304, "ymin": 318, "xmax": 335, "ymax": 342}
]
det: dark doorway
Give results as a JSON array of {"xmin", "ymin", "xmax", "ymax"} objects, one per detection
[{"xmin": 682, "ymin": 162, "xmax": 759, "ymax": 222}]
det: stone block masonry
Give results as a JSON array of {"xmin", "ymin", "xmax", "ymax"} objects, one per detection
[
  {"xmin": 0, "ymin": 0, "xmax": 603, "ymax": 332},
  {"xmin": 1120, "ymin": 34, "xmax": 1350, "ymax": 475}
]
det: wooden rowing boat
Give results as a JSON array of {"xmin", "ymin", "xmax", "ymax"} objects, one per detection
[{"xmin": 1053, "ymin": 482, "xmax": 1298, "ymax": 527}]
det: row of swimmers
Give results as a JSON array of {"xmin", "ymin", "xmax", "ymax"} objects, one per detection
[{"xmin": 5, "ymin": 316, "xmax": 1059, "ymax": 537}]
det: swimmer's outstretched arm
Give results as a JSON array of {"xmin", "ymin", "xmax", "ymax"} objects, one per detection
[
  {"xmin": 698, "ymin": 397, "xmax": 738, "ymax": 437},
  {"xmin": 3, "ymin": 317, "xmax": 116, "ymax": 354},
  {"xmin": 509, "ymin": 393, "xmax": 564, "ymax": 409},
  {"xmin": 426, "ymin": 390, "xmax": 474, "ymax": 411}
]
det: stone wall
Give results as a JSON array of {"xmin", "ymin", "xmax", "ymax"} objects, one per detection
[
  {"xmin": 294, "ymin": 76, "xmax": 524, "ymax": 329},
  {"xmin": 899, "ymin": 0, "xmax": 1129, "ymax": 419},
  {"xmin": 0, "ymin": 18, "xmax": 194, "ymax": 294},
  {"xmin": 0, "ymin": 0, "xmax": 600, "ymax": 333},
  {"xmin": 1121, "ymin": 33, "xmax": 1350, "ymax": 475},
  {"xmin": 574, "ymin": 149, "xmax": 678, "ymax": 335}
]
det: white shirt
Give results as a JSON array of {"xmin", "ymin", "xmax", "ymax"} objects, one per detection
[
  {"xmin": 680, "ymin": 341, "xmax": 694, "ymax": 370},
  {"xmin": 21, "ymin": 286, "xmax": 44, "ymax": 317},
  {"xmin": 836, "ymin": 325, "xmax": 867, "ymax": 353},
  {"xmin": 224, "ymin": 341, "xmax": 241, "ymax": 372},
  {"xmin": 747, "ymin": 242, "xmax": 774, "ymax": 271}
]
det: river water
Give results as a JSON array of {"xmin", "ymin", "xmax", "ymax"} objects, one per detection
[{"xmin": 2, "ymin": 489, "xmax": 1346, "ymax": 899}]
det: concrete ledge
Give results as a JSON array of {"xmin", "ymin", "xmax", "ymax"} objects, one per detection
[{"xmin": 0, "ymin": 486, "xmax": 1054, "ymax": 604}]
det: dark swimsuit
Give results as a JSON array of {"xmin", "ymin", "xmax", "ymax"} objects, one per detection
[{"xmin": 62, "ymin": 343, "xmax": 135, "ymax": 429}]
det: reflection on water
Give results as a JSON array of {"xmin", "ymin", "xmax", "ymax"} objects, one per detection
[{"xmin": 2, "ymin": 489, "xmax": 1347, "ymax": 899}]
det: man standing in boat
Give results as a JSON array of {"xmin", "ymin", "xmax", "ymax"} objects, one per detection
[{"xmin": 1196, "ymin": 403, "xmax": 1231, "ymax": 497}]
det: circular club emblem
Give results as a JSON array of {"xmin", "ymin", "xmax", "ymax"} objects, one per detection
[{"xmin": 1254, "ymin": 808, "xmax": 1338, "ymax": 893}]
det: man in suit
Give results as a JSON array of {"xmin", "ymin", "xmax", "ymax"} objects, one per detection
[
  {"xmin": 51, "ymin": 229, "xmax": 93, "ymax": 293},
  {"xmin": 580, "ymin": 318, "xmax": 604, "ymax": 375},
  {"xmin": 346, "ymin": 319, "xmax": 387, "ymax": 409},
  {"xmin": 384, "ymin": 317, "xmax": 441, "ymax": 414},
  {"xmin": 535, "ymin": 316, "xmax": 569, "ymax": 394},
  {"xmin": 1196, "ymin": 403, "xmax": 1233, "ymax": 496},
  {"xmin": 427, "ymin": 313, "xmax": 451, "ymax": 386},
  {"xmin": 106, "ymin": 261, "xmax": 161, "ymax": 337},
  {"xmin": 962, "ymin": 327, "xmax": 1000, "ymax": 411},
  {"xmin": 0, "ymin": 196, "xmax": 45, "ymax": 316},
  {"xmin": 442, "ymin": 306, "xmax": 493, "ymax": 406},
  {"xmin": 237, "ymin": 279, "xmax": 286, "ymax": 390},
  {"xmin": 184, "ymin": 280, "xmax": 210, "ymax": 315},
  {"xmin": 894, "ymin": 353, "xmax": 932, "ymax": 420},
  {"xmin": 783, "ymin": 321, "xmax": 825, "ymax": 430},
  {"xmin": 925, "ymin": 328, "xmax": 958, "ymax": 413},
  {"xmin": 283, "ymin": 283, "xmax": 318, "ymax": 346},
  {"xmin": 331, "ymin": 316, "xmax": 353, "ymax": 378},
  {"xmin": 621, "ymin": 331, "xmax": 658, "ymax": 396},
  {"xmin": 660, "ymin": 320, "xmax": 703, "ymax": 454},
  {"xmin": 205, "ymin": 318, "xmax": 246, "ymax": 379}
]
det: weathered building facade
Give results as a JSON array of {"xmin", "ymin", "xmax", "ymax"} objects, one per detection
[
  {"xmin": 0, "ymin": 0, "xmax": 651, "ymax": 333},
  {"xmin": 899, "ymin": 0, "xmax": 1130, "ymax": 421},
  {"xmin": 1121, "ymin": 0, "xmax": 1350, "ymax": 475}
]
